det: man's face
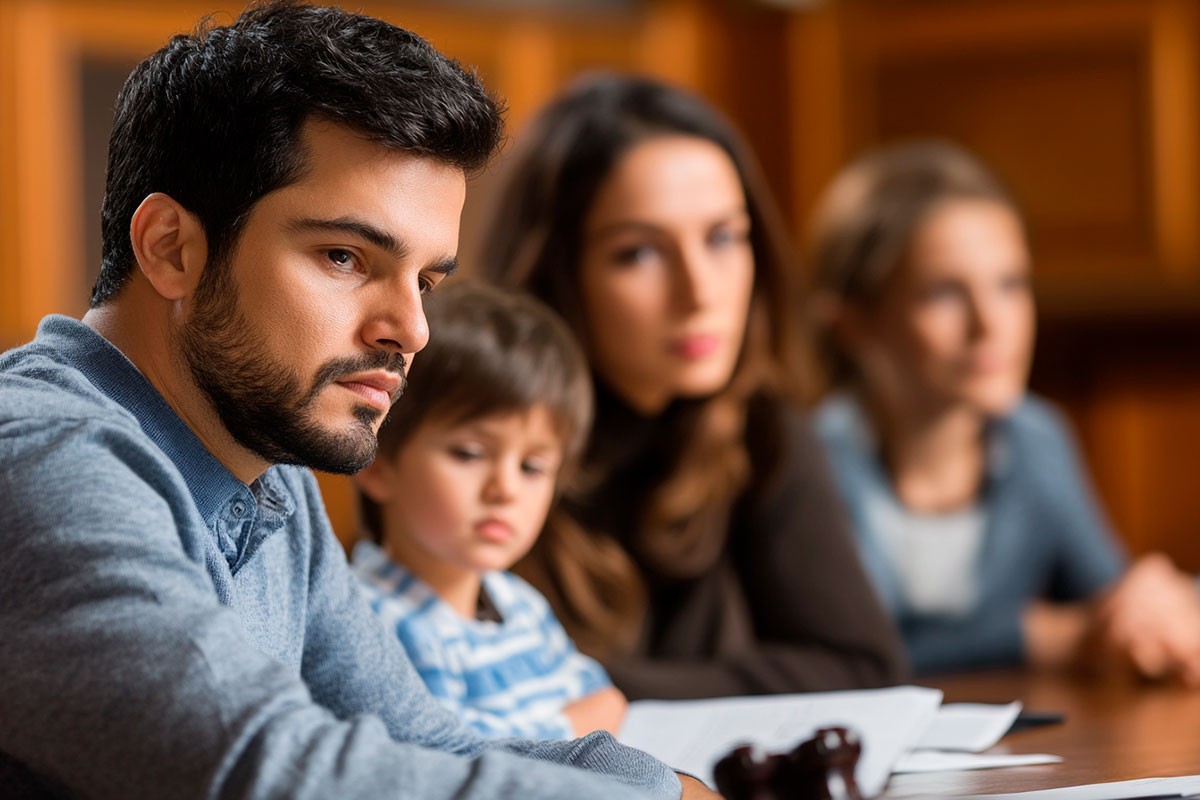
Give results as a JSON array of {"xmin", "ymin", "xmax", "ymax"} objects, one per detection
[{"xmin": 177, "ymin": 120, "xmax": 466, "ymax": 474}]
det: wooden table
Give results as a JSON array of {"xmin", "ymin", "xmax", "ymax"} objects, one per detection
[{"xmin": 882, "ymin": 670, "xmax": 1200, "ymax": 797}]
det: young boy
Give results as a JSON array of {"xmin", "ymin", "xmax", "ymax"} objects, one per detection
[{"xmin": 352, "ymin": 281, "xmax": 627, "ymax": 740}]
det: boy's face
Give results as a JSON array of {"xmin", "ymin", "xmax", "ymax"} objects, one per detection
[{"xmin": 374, "ymin": 406, "xmax": 564, "ymax": 581}]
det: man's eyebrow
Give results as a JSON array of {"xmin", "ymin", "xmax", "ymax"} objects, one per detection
[{"xmin": 286, "ymin": 216, "xmax": 410, "ymax": 260}]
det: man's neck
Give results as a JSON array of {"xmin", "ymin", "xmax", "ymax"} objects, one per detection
[{"xmin": 82, "ymin": 296, "xmax": 269, "ymax": 484}]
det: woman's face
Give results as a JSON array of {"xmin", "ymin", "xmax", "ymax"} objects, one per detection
[
  {"xmin": 577, "ymin": 135, "xmax": 756, "ymax": 414},
  {"xmin": 854, "ymin": 198, "xmax": 1035, "ymax": 419}
]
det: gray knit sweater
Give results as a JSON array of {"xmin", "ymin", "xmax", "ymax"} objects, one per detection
[{"xmin": 0, "ymin": 315, "xmax": 680, "ymax": 800}]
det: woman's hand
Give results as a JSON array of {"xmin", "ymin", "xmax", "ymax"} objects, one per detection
[
  {"xmin": 1094, "ymin": 552, "xmax": 1200, "ymax": 687},
  {"xmin": 1022, "ymin": 600, "xmax": 1094, "ymax": 670},
  {"xmin": 562, "ymin": 685, "xmax": 629, "ymax": 736}
]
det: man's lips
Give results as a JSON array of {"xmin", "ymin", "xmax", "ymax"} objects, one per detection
[{"xmin": 336, "ymin": 372, "xmax": 403, "ymax": 411}]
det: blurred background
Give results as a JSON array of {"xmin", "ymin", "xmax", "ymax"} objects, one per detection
[{"xmin": 4, "ymin": 0, "xmax": 1200, "ymax": 567}]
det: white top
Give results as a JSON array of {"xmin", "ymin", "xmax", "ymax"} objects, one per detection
[{"xmin": 868, "ymin": 493, "xmax": 986, "ymax": 617}]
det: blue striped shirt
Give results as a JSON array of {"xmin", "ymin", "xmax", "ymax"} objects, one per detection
[{"xmin": 352, "ymin": 541, "xmax": 611, "ymax": 740}]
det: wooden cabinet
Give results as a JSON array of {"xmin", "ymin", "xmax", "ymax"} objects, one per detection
[{"xmin": 788, "ymin": 0, "xmax": 1200, "ymax": 314}]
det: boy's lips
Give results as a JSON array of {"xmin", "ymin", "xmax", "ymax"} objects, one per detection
[{"xmin": 474, "ymin": 518, "xmax": 514, "ymax": 543}]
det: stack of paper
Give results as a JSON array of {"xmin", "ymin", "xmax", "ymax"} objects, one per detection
[
  {"xmin": 617, "ymin": 690, "xmax": 1065, "ymax": 793},
  {"xmin": 896, "ymin": 701, "xmax": 1061, "ymax": 774}
]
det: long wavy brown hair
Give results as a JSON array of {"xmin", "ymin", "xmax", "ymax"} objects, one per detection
[{"xmin": 479, "ymin": 74, "xmax": 804, "ymax": 657}]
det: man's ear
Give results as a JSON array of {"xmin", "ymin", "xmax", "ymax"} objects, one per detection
[
  {"xmin": 353, "ymin": 453, "xmax": 396, "ymax": 503},
  {"xmin": 129, "ymin": 192, "xmax": 208, "ymax": 301}
]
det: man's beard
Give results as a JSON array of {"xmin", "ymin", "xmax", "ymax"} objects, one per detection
[{"xmin": 175, "ymin": 267, "xmax": 406, "ymax": 475}]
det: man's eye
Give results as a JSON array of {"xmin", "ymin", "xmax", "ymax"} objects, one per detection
[{"xmin": 326, "ymin": 249, "xmax": 356, "ymax": 270}]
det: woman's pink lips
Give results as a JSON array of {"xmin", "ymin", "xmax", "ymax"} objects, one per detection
[
  {"xmin": 670, "ymin": 334, "xmax": 721, "ymax": 359},
  {"xmin": 475, "ymin": 519, "xmax": 514, "ymax": 543}
]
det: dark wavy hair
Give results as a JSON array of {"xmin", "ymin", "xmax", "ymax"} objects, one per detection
[
  {"xmin": 359, "ymin": 281, "xmax": 594, "ymax": 545},
  {"xmin": 479, "ymin": 73, "xmax": 803, "ymax": 656},
  {"xmin": 92, "ymin": 0, "xmax": 504, "ymax": 306}
]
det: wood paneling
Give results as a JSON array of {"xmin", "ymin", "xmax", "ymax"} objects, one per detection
[
  {"xmin": 1033, "ymin": 315, "xmax": 1200, "ymax": 571},
  {"xmin": 0, "ymin": 0, "xmax": 777, "ymax": 544},
  {"xmin": 789, "ymin": 0, "xmax": 1200, "ymax": 312},
  {"xmin": 6, "ymin": 0, "xmax": 1200, "ymax": 561},
  {"xmin": 875, "ymin": 48, "xmax": 1152, "ymax": 288}
]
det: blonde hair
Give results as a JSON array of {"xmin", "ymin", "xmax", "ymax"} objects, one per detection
[{"xmin": 806, "ymin": 140, "xmax": 1018, "ymax": 387}]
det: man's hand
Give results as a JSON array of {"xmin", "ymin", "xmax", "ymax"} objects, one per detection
[{"xmin": 678, "ymin": 773, "xmax": 723, "ymax": 799}]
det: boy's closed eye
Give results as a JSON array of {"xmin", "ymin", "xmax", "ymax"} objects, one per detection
[
  {"xmin": 446, "ymin": 442, "xmax": 485, "ymax": 462},
  {"xmin": 520, "ymin": 456, "xmax": 558, "ymax": 478}
]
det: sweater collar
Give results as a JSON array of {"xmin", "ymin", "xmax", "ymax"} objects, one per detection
[{"xmin": 35, "ymin": 314, "xmax": 274, "ymax": 527}]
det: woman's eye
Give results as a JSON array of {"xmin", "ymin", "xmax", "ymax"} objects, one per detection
[
  {"xmin": 418, "ymin": 275, "xmax": 435, "ymax": 295},
  {"xmin": 707, "ymin": 225, "xmax": 748, "ymax": 249},
  {"xmin": 920, "ymin": 282, "xmax": 962, "ymax": 304},
  {"xmin": 612, "ymin": 243, "xmax": 659, "ymax": 266},
  {"xmin": 1000, "ymin": 273, "xmax": 1031, "ymax": 294}
]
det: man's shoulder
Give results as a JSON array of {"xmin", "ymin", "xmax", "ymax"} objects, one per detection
[{"xmin": 0, "ymin": 339, "xmax": 138, "ymax": 442}]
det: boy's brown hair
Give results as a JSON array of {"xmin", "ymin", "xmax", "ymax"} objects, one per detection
[{"xmin": 359, "ymin": 280, "xmax": 593, "ymax": 543}]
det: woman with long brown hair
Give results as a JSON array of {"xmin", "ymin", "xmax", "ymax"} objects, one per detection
[{"xmin": 479, "ymin": 73, "xmax": 905, "ymax": 699}]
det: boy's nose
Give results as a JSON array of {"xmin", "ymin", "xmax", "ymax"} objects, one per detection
[{"xmin": 482, "ymin": 466, "xmax": 517, "ymax": 504}]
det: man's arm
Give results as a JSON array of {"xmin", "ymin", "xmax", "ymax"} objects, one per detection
[{"xmin": 0, "ymin": 414, "xmax": 678, "ymax": 800}]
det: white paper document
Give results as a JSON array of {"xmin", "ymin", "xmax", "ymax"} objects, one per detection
[
  {"xmin": 916, "ymin": 701, "xmax": 1024, "ymax": 752},
  {"xmin": 896, "ymin": 751, "xmax": 1061, "ymax": 774},
  {"xmin": 617, "ymin": 685, "xmax": 943, "ymax": 796},
  {"xmin": 967, "ymin": 775, "xmax": 1200, "ymax": 799}
]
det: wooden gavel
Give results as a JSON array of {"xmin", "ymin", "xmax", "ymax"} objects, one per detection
[{"xmin": 712, "ymin": 726, "xmax": 865, "ymax": 800}]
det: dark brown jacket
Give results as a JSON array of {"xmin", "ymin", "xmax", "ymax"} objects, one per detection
[{"xmin": 564, "ymin": 388, "xmax": 909, "ymax": 700}]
